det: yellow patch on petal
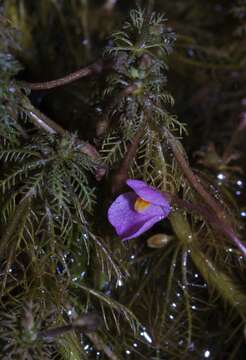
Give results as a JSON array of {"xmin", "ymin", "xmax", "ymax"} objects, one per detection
[{"xmin": 134, "ymin": 197, "xmax": 151, "ymax": 212}]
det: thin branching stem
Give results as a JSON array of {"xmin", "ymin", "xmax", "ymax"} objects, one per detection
[
  {"xmin": 159, "ymin": 245, "xmax": 180, "ymax": 332},
  {"xmin": 27, "ymin": 107, "xmax": 66, "ymax": 135},
  {"xmin": 222, "ymin": 115, "xmax": 246, "ymax": 161},
  {"xmin": 181, "ymin": 249, "xmax": 192, "ymax": 348},
  {"xmin": 112, "ymin": 118, "xmax": 146, "ymax": 194},
  {"xmin": 170, "ymin": 212, "xmax": 246, "ymax": 318},
  {"xmin": 86, "ymin": 332, "xmax": 122, "ymax": 360},
  {"xmin": 164, "ymin": 128, "xmax": 246, "ymax": 255},
  {"xmin": 23, "ymin": 59, "xmax": 112, "ymax": 90},
  {"xmin": 38, "ymin": 314, "xmax": 101, "ymax": 340},
  {"xmin": 164, "ymin": 127, "xmax": 226, "ymax": 220},
  {"xmin": 163, "ymin": 192, "xmax": 246, "ymax": 257},
  {"xmin": 21, "ymin": 98, "xmax": 106, "ymax": 177}
]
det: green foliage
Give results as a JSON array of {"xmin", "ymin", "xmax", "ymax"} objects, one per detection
[
  {"xmin": 0, "ymin": 133, "xmax": 97, "ymax": 253},
  {"xmin": 98, "ymin": 4, "xmax": 246, "ymax": 359},
  {"xmin": 0, "ymin": 14, "xmax": 22, "ymax": 75},
  {"xmin": 0, "ymin": 2, "xmax": 245, "ymax": 360},
  {"xmin": 103, "ymin": 7, "xmax": 178, "ymax": 140},
  {"xmin": 0, "ymin": 301, "xmax": 56, "ymax": 359},
  {"xmin": 0, "ymin": 15, "xmax": 23, "ymax": 145}
]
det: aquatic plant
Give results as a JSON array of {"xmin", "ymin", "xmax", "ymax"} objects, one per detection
[{"xmin": 0, "ymin": 1, "xmax": 245, "ymax": 359}]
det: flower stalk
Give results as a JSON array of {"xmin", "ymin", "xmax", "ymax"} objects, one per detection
[{"xmin": 111, "ymin": 122, "xmax": 146, "ymax": 194}]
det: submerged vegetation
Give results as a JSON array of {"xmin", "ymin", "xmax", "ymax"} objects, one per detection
[{"xmin": 0, "ymin": 1, "xmax": 246, "ymax": 359}]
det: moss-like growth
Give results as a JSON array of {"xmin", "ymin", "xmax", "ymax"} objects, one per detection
[{"xmin": 0, "ymin": 2, "xmax": 245, "ymax": 359}]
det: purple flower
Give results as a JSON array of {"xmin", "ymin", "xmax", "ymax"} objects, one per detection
[{"xmin": 108, "ymin": 179, "xmax": 171, "ymax": 240}]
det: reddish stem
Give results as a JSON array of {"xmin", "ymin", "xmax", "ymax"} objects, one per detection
[
  {"xmin": 222, "ymin": 113, "xmax": 246, "ymax": 162},
  {"xmin": 23, "ymin": 101, "xmax": 106, "ymax": 180},
  {"xmin": 111, "ymin": 124, "xmax": 145, "ymax": 194},
  {"xmin": 167, "ymin": 193, "xmax": 246, "ymax": 257},
  {"xmin": 162, "ymin": 128, "xmax": 245, "ymax": 255},
  {"xmin": 24, "ymin": 60, "xmax": 112, "ymax": 90},
  {"xmin": 165, "ymin": 128, "xmax": 227, "ymax": 220}
]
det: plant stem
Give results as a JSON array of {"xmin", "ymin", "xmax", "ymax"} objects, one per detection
[
  {"xmin": 222, "ymin": 113, "xmax": 246, "ymax": 161},
  {"xmin": 38, "ymin": 314, "xmax": 101, "ymax": 340},
  {"xmin": 165, "ymin": 128, "xmax": 226, "ymax": 220},
  {"xmin": 21, "ymin": 98, "xmax": 106, "ymax": 179},
  {"xmin": 167, "ymin": 194, "xmax": 246, "ymax": 257},
  {"xmin": 0, "ymin": 196, "xmax": 31, "ymax": 255},
  {"xmin": 169, "ymin": 212, "xmax": 246, "ymax": 318},
  {"xmin": 112, "ymin": 120, "xmax": 145, "ymax": 194},
  {"xmin": 162, "ymin": 128, "xmax": 246, "ymax": 256},
  {"xmin": 86, "ymin": 332, "xmax": 122, "ymax": 360},
  {"xmin": 28, "ymin": 107, "xmax": 65, "ymax": 135},
  {"xmin": 23, "ymin": 59, "xmax": 112, "ymax": 90}
]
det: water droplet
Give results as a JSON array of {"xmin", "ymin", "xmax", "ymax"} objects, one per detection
[
  {"xmin": 140, "ymin": 330, "xmax": 152, "ymax": 343},
  {"xmin": 236, "ymin": 180, "xmax": 243, "ymax": 187},
  {"xmin": 217, "ymin": 173, "xmax": 225, "ymax": 180},
  {"xmin": 95, "ymin": 107, "xmax": 103, "ymax": 113},
  {"xmin": 116, "ymin": 279, "xmax": 123, "ymax": 287},
  {"xmin": 82, "ymin": 39, "xmax": 89, "ymax": 45},
  {"xmin": 8, "ymin": 86, "xmax": 16, "ymax": 93},
  {"xmin": 187, "ymin": 48, "xmax": 194, "ymax": 57}
]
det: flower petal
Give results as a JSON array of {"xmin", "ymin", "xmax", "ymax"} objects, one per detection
[
  {"xmin": 108, "ymin": 192, "xmax": 167, "ymax": 240},
  {"xmin": 126, "ymin": 179, "xmax": 171, "ymax": 214}
]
